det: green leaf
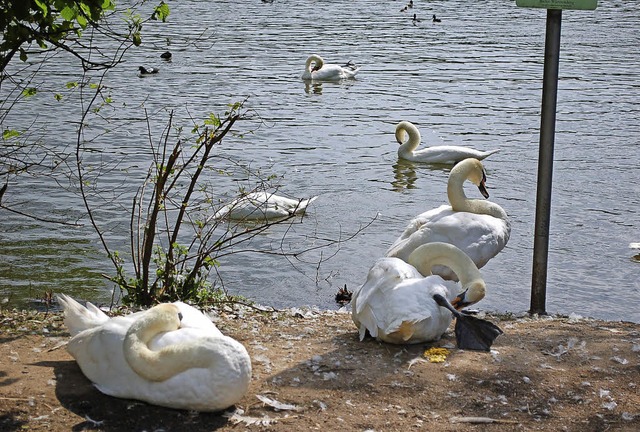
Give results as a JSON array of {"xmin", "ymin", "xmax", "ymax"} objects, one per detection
[
  {"xmin": 66, "ymin": 81, "xmax": 78, "ymax": 89},
  {"xmin": 60, "ymin": 6, "xmax": 76, "ymax": 21},
  {"xmin": 34, "ymin": 0, "xmax": 48, "ymax": 17},
  {"xmin": 76, "ymin": 13, "xmax": 88, "ymax": 28},
  {"xmin": 204, "ymin": 113, "xmax": 221, "ymax": 127},
  {"xmin": 152, "ymin": 2, "xmax": 171, "ymax": 22},
  {"xmin": 54, "ymin": 93, "xmax": 63, "ymax": 101},
  {"xmin": 3, "ymin": 129, "xmax": 21, "ymax": 140},
  {"xmin": 132, "ymin": 32, "xmax": 142, "ymax": 46},
  {"xmin": 21, "ymin": 87, "xmax": 37, "ymax": 97}
]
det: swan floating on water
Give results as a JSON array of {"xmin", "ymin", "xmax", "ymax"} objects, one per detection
[
  {"xmin": 57, "ymin": 294, "xmax": 252, "ymax": 411},
  {"xmin": 352, "ymin": 242, "xmax": 502, "ymax": 349},
  {"xmin": 301, "ymin": 54, "xmax": 360, "ymax": 81},
  {"xmin": 212, "ymin": 191, "xmax": 317, "ymax": 221},
  {"xmin": 395, "ymin": 121, "xmax": 500, "ymax": 164},
  {"xmin": 386, "ymin": 158, "xmax": 510, "ymax": 280}
]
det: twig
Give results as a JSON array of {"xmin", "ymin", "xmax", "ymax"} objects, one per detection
[{"xmin": 450, "ymin": 416, "xmax": 520, "ymax": 424}]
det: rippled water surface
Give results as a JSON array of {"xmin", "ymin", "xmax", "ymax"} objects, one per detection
[{"xmin": 2, "ymin": 0, "xmax": 639, "ymax": 322}]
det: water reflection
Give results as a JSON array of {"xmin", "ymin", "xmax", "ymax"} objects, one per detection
[
  {"xmin": 304, "ymin": 81, "xmax": 324, "ymax": 95},
  {"xmin": 391, "ymin": 159, "xmax": 418, "ymax": 191},
  {"xmin": 303, "ymin": 79, "xmax": 359, "ymax": 95}
]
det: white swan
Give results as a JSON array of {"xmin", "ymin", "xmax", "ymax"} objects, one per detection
[
  {"xmin": 352, "ymin": 242, "xmax": 487, "ymax": 344},
  {"xmin": 386, "ymin": 158, "xmax": 510, "ymax": 281},
  {"xmin": 301, "ymin": 54, "xmax": 360, "ymax": 81},
  {"xmin": 395, "ymin": 121, "xmax": 500, "ymax": 164},
  {"xmin": 57, "ymin": 294, "xmax": 251, "ymax": 412},
  {"xmin": 212, "ymin": 191, "xmax": 317, "ymax": 221}
]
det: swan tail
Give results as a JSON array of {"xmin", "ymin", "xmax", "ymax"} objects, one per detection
[
  {"xmin": 479, "ymin": 149, "xmax": 500, "ymax": 159},
  {"xmin": 303, "ymin": 195, "xmax": 318, "ymax": 206},
  {"xmin": 295, "ymin": 196, "xmax": 318, "ymax": 214},
  {"xmin": 57, "ymin": 293, "xmax": 110, "ymax": 336}
]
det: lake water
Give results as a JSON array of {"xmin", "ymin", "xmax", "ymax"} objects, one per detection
[{"xmin": 1, "ymin": 0, "xmax": 639, "ymax": 322}]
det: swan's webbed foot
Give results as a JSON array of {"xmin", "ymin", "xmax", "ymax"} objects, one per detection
[
  {"xmin": 453, "ymin": 314, "xmax": 503, "ymax": 352},
  {"xmin": 432, "ymin": 293, "xmax": 503, "ymax": 351}
]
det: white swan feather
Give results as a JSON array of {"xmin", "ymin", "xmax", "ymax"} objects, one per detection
[
  {"xmin": 57, "ymin": 294, "xmax": 251, "ymax": 411},
  {"xmin": 352, "ymin": 242, "xmax": 486, "ymax": 344},
  {"xmin": 386, "ymin": 158, "xmax": 510, "ymax": 281},
  {"xmin": 212, "ymin": 191, "xmax": 317, "ymax": 221},
  {"xmin": 396, "ymin": 121, "xmax": 500, "ymax": 164},
  {"xmin": 301, "ymin": 54, "xmax": 360, "ymax": 81}
]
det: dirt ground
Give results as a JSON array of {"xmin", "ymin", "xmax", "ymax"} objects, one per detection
[{"xmin": 1, "ymin": 305, "xmax": 639, "ymax": 432}]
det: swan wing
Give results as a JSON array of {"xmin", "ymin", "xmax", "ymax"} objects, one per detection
[
  {"xmin": 405, "ymin": 146, "xmax": 500, "ymax": 164},
  {"xmin": 380, "ymin": 278, "xmax": 456, "ymax": 343},
  {"xmin": 305, "ymin": 64, "xmax": 360, "ymax": 81},
  {"xmin": 172, "ymin": 301, "xmax": 223, "ymax": 336},
  {"xmin": 353, "ymin": 257, "xmax": 422, "ymax": 315},
  {"xmin": 353, "ymin": 271, "xmax": 456, "ymax": 344},
  {"xmin": 214, "ymin": 192, "xmax": 317, "ymax": 220},
  {"xmin": 388, "ymin": 205, "xmax": 453, "ymax": 247},
  {"xmin": 57, "ymin": 294, "xmax": 111, "ymax": 336},
  {"xmin": 351, "ymin": 257, "xmax": 421, "ymax": 340},
  {"xmin": 387, "ymin": 210, "xmax": 510, "ymax": 278}
]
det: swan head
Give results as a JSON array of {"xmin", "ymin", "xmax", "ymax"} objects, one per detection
[
  {"xmin": 451, "ymin": 280, "xmax": 486, "ymax": 310},
  {"xmin": 395, "ymin": 121, "xmax": 420, "ymax": 146},
  {"xmin": 452, "ymin": 158, "xmax": 489, "ymax": 198},
  {"xmin": 306, "ymin": 54, "xmax": 324, "ymax": 72},
  {"xmin": 128, "ymin": 303, "xmax": 183, "ymax": 345}
]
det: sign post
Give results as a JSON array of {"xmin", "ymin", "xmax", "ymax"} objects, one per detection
[{"xmin": 516, "ymin": 0, "xmax": 597, "ymax": 315}]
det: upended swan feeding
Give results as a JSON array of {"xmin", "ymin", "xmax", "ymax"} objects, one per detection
[
  {"xmin": 395, "ymin": 121, "xmax": 500, "ymax": 164},
  {"xmin": 386, "ymin": 158, "xmax": 510, "ymax": 280},
  {"xmin": 301, "ymin": 54, "xmax": 360, "ymax": 81},
  {"xmin": 57, "ymin": 294, "xmax": 251, "ymax": 411},
  {"xmin": 352, "ymin": 242, "xmax": 502, "ymax": 350}
]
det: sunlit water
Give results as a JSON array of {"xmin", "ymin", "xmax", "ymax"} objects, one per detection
[{"xmin": 1, "ymin": 0, "xmax": 639, "ymax": 322}]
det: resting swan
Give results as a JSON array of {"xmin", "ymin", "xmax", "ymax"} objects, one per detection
[
  {"xmin": 301, "ymin": 54, "xmax": 360, "ymax": 81},
  {"xmin": 211, "ymin": 191, "xmax": 318, "ymax": 221},
  {"xmin": 395, "ymin": 121, "xmax": 500, "ymax": 164},
  {"xmin": 386, "ymin": 158, "xmax": 510, "ymax": 280},
  {"xmin": 352, "ymin": 242, "xmax": 490, "ymax": 345},
  {"xmin": 57, "ymin": 294, "xmax": 251, "ymax": 411}
]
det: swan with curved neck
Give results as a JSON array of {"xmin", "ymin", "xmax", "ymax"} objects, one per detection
[
  {"xmin": 386, "ymin": 158, "xmax": 510, "ymax": 281},
  {"xmin": 352, "ymin": 242, "xmax": 487, "ymax": 344},
  {"xmin": 123, "ymin": 304, "xmax": 213, "ymax": 382},
  {"xmin": 58, "ymin": 294, "xmax": 252, "ymax": 411},
  {"xmin": 301, "ymin": 54, "xmax": 360, "ymax": 81},
  {"xmin": 395, "ymin": 121, "xmax": 500, "ymax": 164}
]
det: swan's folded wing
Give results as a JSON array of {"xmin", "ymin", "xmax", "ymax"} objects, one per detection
[
  {"xmin": 380, "ymin": 279, "xmax": 439, "ymax": 336},
  {"xmin": 387, "ymin": 205, "xmax": 453, "ymax": 255},
  {"xmin": 387, "ymin": 211, "xmax": 510, "ymax": 272},
  {"xmin": 57, "ymin": 294, "xmax": 110, "ymax": 336},
  {"xmin": 353, "ymin": 258, "xmax": 421, "ymax": 315}
]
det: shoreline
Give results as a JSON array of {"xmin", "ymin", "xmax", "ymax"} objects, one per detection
[{"xmin": 1, "ymin": 305, "xmax": 639, "ymax": 431}]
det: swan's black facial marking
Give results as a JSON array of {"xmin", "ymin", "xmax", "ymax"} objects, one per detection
[
  {"xmin": 477, "ymin": 170, "xmax": 490, "ymax": 199},
  {"xmin": 433, "ymin": 293, "xmax": 462, "ymax": 318},
  {"xmin": 451, "ymin": 288, "xmax": 474, "ymax": 310},
  {"xmin": 178, "ymin": 312, "xmax": 183, "ymax": 322}
]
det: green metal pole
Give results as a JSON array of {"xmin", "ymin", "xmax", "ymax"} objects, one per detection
[{"xmin": 530, "ymin": 9, "xmax": 562, "ymax": 315}]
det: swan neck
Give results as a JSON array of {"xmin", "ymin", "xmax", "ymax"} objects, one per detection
[
  {"xmin": 396, "ymin": 122, "xmax": 421, "ymax": 153},
  {"xmin": 305, "ymin": 54, "xmax": 323, "ymax": 73},
  {"xmin": 123, "ymin": 307, "xmax": 209, "ymax": 382},
  {"xmin": 447, "ymin": 167, "xmax": 507, "ymax": 220},
  {"xmin": 407, "ymin": 243, "xmax": 482, "ymax": 286}
]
